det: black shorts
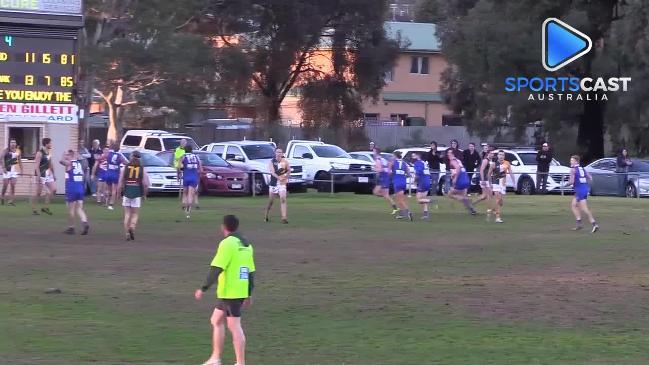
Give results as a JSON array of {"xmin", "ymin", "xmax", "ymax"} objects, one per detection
[{"xmin": 216, "ymin": 298, "xmax": 245, "ymax": 317}]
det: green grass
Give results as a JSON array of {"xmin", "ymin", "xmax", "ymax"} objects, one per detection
[{"xmin": 1, "ymin": 193, "xmax": 649, "ymax": 364}]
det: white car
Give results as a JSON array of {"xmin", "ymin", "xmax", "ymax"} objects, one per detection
[
  {"xmin": 285, "ymin": 140, "xmax": 375, "ymax": 193},
  {"xmin": 500, "ymin": 149, "xmax": 572, "ymax": 194},
  {"xmin": 120, "ymin": 130, "xmax": 199, "ymax": 154},
  {"xmin": 201, "ymin": 140, "xmax": 307, "ymax": 194},
  {"xmin": 348, "ymin": 151, "xmax": 394, "ymax": 164},
  {"xmin": 120, "ymin": 151, "xmax": 181, "ymax": 193}
]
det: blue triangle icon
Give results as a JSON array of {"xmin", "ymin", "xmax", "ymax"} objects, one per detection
[{"xmin": 542, "ymin": 18, "xmax": 592, "ymax": 71}]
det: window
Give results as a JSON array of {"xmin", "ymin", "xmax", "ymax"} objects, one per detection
[
  {"xmin": 162, "ymin": 137, "xmax": 199, "ymax": 151},
  {"xmin": 225, "ymin": 146, "xmax": 244, "ymax": 161},
  {"xmin": 504, "ymin": 153, "xmax": 520, "ymax": 166},
  {"xmin": 8, "ymin": 127, "xmax": 41, "ymax": 159},
  {"xmin": 363, "ymin": 113, "xmax": 379, "ymax": 122},
  {"xmin": 592, "ymin": 160, "xmax": 616, "ymax": 171},
  {"xmin": 144, "ymin": 138, "xmax": 162, "ymax": 151},
  {"xmin": 312, "ymin": 145, "xmax": 351, "ymax": 158},
  {"xmin": 410, "ymin": 56, "xmax": 430, "ymax": 74},
  {"xmin": 242, "ymin": 144, "xmax": 275, "ymax": 160},
  {"xmin": 384, "ymin": 69, "xmax": 394, "ymax": 82},
  {"xmin": 122, "ymin": 135, "xmax": 142, "ymax": 147},
  {"xmin": 210, "ymin": 145, "xmax": 225, "ymax": 155},
  {"xmin": 198, "ymin": 153, "xmax": 228, "ymax": 167},
  {"xmin": 292, "ymin": 145, "xmax": 310, "ymax": 159},
  {"xmin": 517, "ymin": 153, "xmax": 538, "ymax": 165}
]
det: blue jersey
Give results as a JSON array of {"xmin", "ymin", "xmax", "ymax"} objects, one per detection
[
  {"xmin": 374, "ymin": 156, "xmax": 391, "ymax": 189},
  {"xmin": 453, "ymin": 158, "xmax": 470, "ymax": 189},
  {"xmin": 392, "ymin": 159, "xmax": 408, "ymax": 187},
  {"xmin": 182, "ymin": 153, "xmax": 200, "ymax": 178},
  {"xmin": 573, "ymin": 166, "xmax": 589, "ymax": 189},
  {"xmin": 414, "ymin": 160, "xmax": 431, "ymax": 182},
  {"xmin": 106, "ymin": 151, "xmax": 124, "ymax": 172},
  {"xmin": 66, "ymin": 160, "xmax": 85, "ymax": 202}
]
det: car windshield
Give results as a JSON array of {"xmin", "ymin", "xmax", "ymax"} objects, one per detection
[
  {"xmin": 124, "ymin": 153, "xmax": 168, "ymax": 167},
  {"xmin": 198, "ymin": 153, "xmax": 229, "ymax": 167},
  {"xmin": 242, "ymin": 144, "xmax": 275, "ymax": 160},
  {"xmin": 162, "ymin": 138, "xmax": 199, "ymax": 151},
  {"xmin": 517, "ymin": 153, "xmax": 538, "ymax": 165},
  {"xmin": 630, "ymin": 160, "xmax": 649, "ymax": 172},
  {"xmin": 312, "ymin": 145, "xmax": 351, "ymax": 158}
]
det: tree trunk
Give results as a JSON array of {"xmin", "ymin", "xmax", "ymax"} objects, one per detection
[
  {"xmin": 577, "ymin": 94, "xmax": 605, "ymax": 164},
  {"xmin": 106, "ymin": 100, "xmax": 118, "ymax": 145}
]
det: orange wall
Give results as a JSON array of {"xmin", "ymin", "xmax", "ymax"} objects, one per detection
[{"xmin": 384, "ymin": 52, "xmax": 446, "ymax": 92}]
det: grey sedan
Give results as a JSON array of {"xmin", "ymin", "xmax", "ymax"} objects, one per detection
[{"xmin": 585, "ymin": 158, "xmax": 649, "ymax": 198}]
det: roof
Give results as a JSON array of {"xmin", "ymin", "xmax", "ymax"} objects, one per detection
[
  {"xmin": 218, "ymin": 140, "xmax": 276, "ymax": 146},
  {"xmin": 385, "ymin": 22, "xmax": 440, "ymax": 53}
]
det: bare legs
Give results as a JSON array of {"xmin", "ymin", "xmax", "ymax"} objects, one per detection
[
  {"xmin": 265, "ymin": 190, "xmax": 287, "ymax": 223},
  {"xmin": 183, "ymin": 186, "xmax": 197, "ymax": 217},
  {"xmin": 416, "ymin": 190, "xmax": 430, "ymax": 219},
  {"xmin": 65, "ymin": 201, "xmax": 89, "ymax": 234},
  {"xmin": 32, "ymin": 180, "xmax": 55, "ymax": 215},
  {"xmin": 1, "ymin": 178, "xmax": 16, "ymax": 204},
  {"xmin": 205, "ymin": 309, "xmax": 246, "ymax": 365},
  {"xmin": 571, "ymin": 198, "xmax": 598, "ymax": 231},
  {"xmin": 374, "ymin": 186, "xmax": 397, "ymax": 212},
  {"xmin": 123, "ymin": 206, "xmax": 139, "ymax": 240},
  {"xmin": 448, "ymin": 188, "xmax": 476, "ymax": 215}
]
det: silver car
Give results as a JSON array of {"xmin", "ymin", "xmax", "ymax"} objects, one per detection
[{"xmin": 585, "ymin": 158, "xmax": 649, "ymax": 198}]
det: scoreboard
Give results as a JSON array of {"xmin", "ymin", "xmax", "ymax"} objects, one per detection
[
  {"xmin": 0, "ymin": 0, "xmax": 81, "ymax": 104},
  {"xmin": 0, "ymin": 35, "xmax": 76, "ymax": 103}
]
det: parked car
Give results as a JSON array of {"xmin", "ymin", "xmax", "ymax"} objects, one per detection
[
  {"xmin": 500, "ymin": 148, "xmax": 572, "ymax": 194},
  {"xmin": 393, "ymin": 147, "xmax": 449, "ymax": 194},
  {"xmin": 120, "ymin": 130, "xmax": 199, "ymax": 153},
  {"xmin": 201, "ymin": 141, "xmax": 307, "ymax": 194},
  {"xmin": 120, "ymin": 151, "xmax": 181, "ymax": 193},
  {"xmin": 285, "ymin": 140, "xmax": 375, "ymax": 193},
  {"xmin": 349, "ymin": 151, "xmax": 394, "ymax": 163},
  {"xmin": 157, "ymin": 151, "xmax": 250, "ymax": 196},
  {"xmin": 585, "ymin": 158, "xmax": 649, "ymax": 198}
]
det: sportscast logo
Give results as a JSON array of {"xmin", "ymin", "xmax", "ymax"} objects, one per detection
[{"xmin": 504, "ymin": 18, "xmax": 631, "ymax": 101}]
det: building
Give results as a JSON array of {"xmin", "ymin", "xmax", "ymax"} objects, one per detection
[{"xmin": 280, "ymin": 21, "xmax": 451, "ymax": 127}]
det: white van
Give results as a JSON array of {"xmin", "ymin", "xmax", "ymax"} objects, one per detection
[{"xmin": 119, "ymin": 130, "xmax": 199, "ymax": 153}]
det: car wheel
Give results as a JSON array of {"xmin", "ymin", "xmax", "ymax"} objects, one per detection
[
  {"xmin": 518, "ymin": 177, "xmax": 535, "ymax": 195},
  {"xmin": 626, "ymin": 183, "xmax": 638, "ymax": 198},
  {"xmin": 250, "ymin": 172, "xmax": 267, "ymax": 196},
  {"xmin": 315, "ymin": 172, "xmax": 332, "ymax": 193}
]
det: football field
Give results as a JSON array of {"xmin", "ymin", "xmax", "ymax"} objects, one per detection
[{"xmin": 2, "ymin": 193, "xmax": 649, "ymax": 365}]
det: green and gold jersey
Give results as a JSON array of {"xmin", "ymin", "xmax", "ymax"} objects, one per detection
[
  {"xmin": 38, "ymin": 148, "xmax": 50, "ymax": 177},
  {"xmin": 123, "ymin": 164, "xmax": 144, "ymax": 198}
]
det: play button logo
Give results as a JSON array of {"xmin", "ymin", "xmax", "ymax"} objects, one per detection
[{"xmin": 542, "ymin": 18, "xmax": 592, "ymax": 72}]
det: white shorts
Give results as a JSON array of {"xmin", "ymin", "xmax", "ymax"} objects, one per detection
[
  {"xmin": 122, "ymin": 197, "xmax": 142, "ymax": 208},
  {"xmin": 3, "ymin": 171, "xmax": 18, "ymax": 179},
  {"xmin": 269, "ymin": 185, "xmax": 287, "ymax": 195},
  {"xmin": 40, "ymin": 173, "xmax": 54, "ymax": 185},
  {"xmin": 479, "ymin": 181, "xmax": 491, "ymax": 189},
  {"xmin": 492, "ymin": 184, "xmax": 506, "ymax": 195}
]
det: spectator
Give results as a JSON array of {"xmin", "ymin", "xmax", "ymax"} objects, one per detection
[
  {"xmin": 462, "ymin": 143, "xmax": 481, "ymax": 193},
  {"xmin": 481, "ymin": 143, "xmax": 490, "ymax": 159},
  {"xmin": 88, "ymin": 140, "xmax": 102, "ymax": 197},
  {"xmin": 427, "ymin": 141, "xmax": 442, "ymax": 191},
  {"xmin": 536, "ymin": 142, "xmax": 553, "ymax": 194},
  {"xmin": 616, "ymin": 148, "xmax": 633, "ymax": 197},
  {"xmin": 369, "ymin": 141, "xmax": 375, "ymax": 151},
  {"xmin": 443, "ymin": 140, "xmax": 461, "ymax": 194}
]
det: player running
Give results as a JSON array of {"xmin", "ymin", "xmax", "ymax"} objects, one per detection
[
  {"xmin": 1, "ymin": 138, "xmax": 22, "ymax": 206},
  {"xmin": 264, "ymin": 147, "xmax": 290, "ymax": 224},
  {"xmin": 104, "ymin": 144, "xmax": 127, "ymax": 210},
  {"xmin": 32, "ymin": 138, "xmax": 56, "ymax": 216},
  {"xmin": 195, "ymin": 215, "xmax": 255, "ymax": 365},
  {"xmin": 472, "ymin": 149, "xmax": 495, "ymax": 217},
  {"xmin": 412, "ymin": 152, "xmax": 432, "ymax": 219},
  {"xmin": 60, "ymin": 149, "xmax": 90, "ymax": 235},
  {"xmin": 372, "ymin": 147, "xmax": 398, "ymax": 215},
  {"xmin": 390, "ymin": 151, "xmax": 413, "ymax": 221},
  {"xmin": 118, "ymin": 151, "xmax": 150, "ymax": 241},
  {"xmin": 179, "ymin": 145, "xmax": 203, "ymax": 219},
  {"xmin": 489, "ymin": 150, "xmax": 516, "ymax": 223},
  {"xmin": 91, "ymin": 146, "xmax": 110, "ymax": 205},
  {"xmin": 569, "ymin": 155, "xmax": 599, "ymax": 233},
  {"xmin": 447, "ymin": 149, "xmax": 477, "ymax": 215}
]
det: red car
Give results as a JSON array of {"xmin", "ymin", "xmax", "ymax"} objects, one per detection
[{"xmin": 157, "ymin": 151, "xmax": 250, "ymax": 195}]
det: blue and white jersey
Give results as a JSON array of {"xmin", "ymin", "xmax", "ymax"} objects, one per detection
[
  {"xmin": 413, "ymin": 160, "xmax": 430, "ymax": 179},
  {"xmin": 573, "ymin": 165, "xmax": 589, "ymax": 189},
  {"xmin": 66, "ymin": 160, "xmax": 85, "ymax": 187},
  {"xmin": 392, "ymin": 159, "xmax": 408, "ymax": 186},
  {"xmin": 107, "ymin": 151, "xmax": 124, "ymax": 172},
  {"xmin": 182, "ymin": 153, "xmax": 200, "ymax": 180},
  {"xmin": 374, "ymin": 155, "xmax": 390, "ymax": 174}
]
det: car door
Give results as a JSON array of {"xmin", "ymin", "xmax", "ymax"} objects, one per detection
[
  {"xmin": 599, "ymin": 159, "xmax": 618, "ymax": 195},
  {"xmin": 589, "ymin": 159, "xmax": 615, "ymax": 195},
  {"xmin": 225, "ymin": 146, "xmax": 246, "ymax": 169},
  {"xmin": 291, "ymin": 145, "xmax": 315, "ymax": 180},
  {"xmin": 210, "ymin": 144, "xmax": 225, "ymax": 158}
]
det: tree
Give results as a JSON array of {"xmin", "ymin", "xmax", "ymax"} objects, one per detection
[
  {"xmin": 437, "ymin": 0, "xmax": 621, "ymax": 162},
  {"xmin": 205, "ymin": 0, "xmax": 397, "ymax": 127},
  {"xmin": 82, "ymin": 0, "xmax": 217, "ymax": 143}
]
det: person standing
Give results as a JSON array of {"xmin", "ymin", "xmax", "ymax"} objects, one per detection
[
  {"xmin": 427, "ymin": 141, "xmax": 442, "ymax": 208},
  {"xmin": 372, "ymin": 147, "xmax": 398, "ymax": 215},
  {"xmin": 443, "ymin": 140, "xmax": 461, "ymax": 195},
  {"xmin": 490, "ymin": 150, "xmax": 516, "ymax": 223},
  {"xmin": 195, "ymin": 215, "xmax": 255, "ymax": 365},
  {"xmin": 369, "ymin": 141, "xmax": 375, "ymax": 151},
  {"xmin": 88, "ymin": 140, "xmax": 102, "ymax": 197},
  {"xmin": 462, "ymin": 143, "xmax": 481, "ymax": 194},
  {"xmin": 413, "ymin": 152, "xmax": 432, "ymax": 219},
  {"xmin": 118, "ymin": 151, "xmax": 149, "ymax": 241},
  {"xmin": 32, "ymin": 138, "xmax": 56, "ymax": 216},
  {"xmin": 390, "ymin": 151, "xmax": 412, "ymax": 221},
  {"xmin": 91, "ymin": 146, "xmax": 110, "ymax": 205},
  {"xmin": 60, "ymin": 149, "xmax": 90, "ymax": 235},
  {"xmin": 1, "ymin": 138, "xmax": 22, "ymax": 206},
  {"xmin": 616, "ymin": 148, "xmax": 633, "ymax": 197},
  {"xmin": 446, "ymin": 149, "xmax": 477, "ymax": 215},
  {"xmin": 473, "ymin": 149, "xmax": 494, "ymax": 216},
  {"xmin": 175, "ymin": 138, "xmax": 200, "ymax": 209},
  {"xmin": 264, "ymin": 147, "xmax": 290, "ymax": 224},
  {"xmin": 536, "ymin": 142, "xmax": 553, "ymax": 194},
  {"xmin": 179, "ymin": 145, "xmax": 203, "ymax": 219},
  {"xmin": 105, "ymin": 144, "xmax": 127, "ymax": 210},
  {"xmin": 569, "ymin": 155, "xmax": 599, "ymax": 233}
]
